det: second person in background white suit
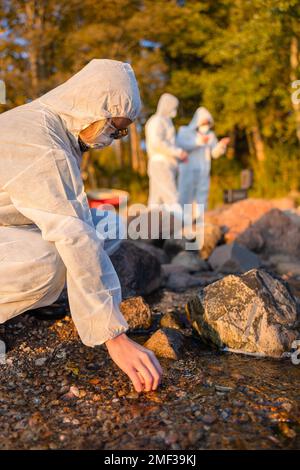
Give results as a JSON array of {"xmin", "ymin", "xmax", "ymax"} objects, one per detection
[{"xmin": 177, "ymin": 107, "xmax": 230, "ymax": 220}]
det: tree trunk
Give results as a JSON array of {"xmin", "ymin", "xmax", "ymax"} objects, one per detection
[
  {"xmin": 251, "ymin": 124, "xmax": 265, "ymax": 162},
  {"xmin": 290, "ymin": 36, "xmax": 300, "ymax": 146},
  {"xmin": 25, "ymin": 2, "xmax": 40, "ymax": 98},
  {"xmin": 130, "ymin": 123, "xmax": 139, "ymax": 172}
]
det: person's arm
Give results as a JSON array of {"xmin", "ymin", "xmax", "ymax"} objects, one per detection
[
  {"xmin": 210, "ymin": 133, "xmax": 230, "ymax": 159},
  {"xmin": 4, "ymin": 146, "xmax": 162, "ymax": 391},
  {"xmin": 148, "ymin": 118, "xmax": 184, "ymax": 160}
]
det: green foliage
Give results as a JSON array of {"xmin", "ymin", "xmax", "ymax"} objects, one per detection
[{"xmin": 1, "ymin": 0, "xmax": 300, "ymax": 207}]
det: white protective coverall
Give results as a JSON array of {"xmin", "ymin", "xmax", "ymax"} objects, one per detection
[
  {"xmin": 0, "ymin": 59, "xmax": 141, "ymax": 347},
  {"xmin": 145, "ymin": 93, "xmax": 183, "ymax": 209},
  {"xmin": 177, "ymin": 107, "xmax": 227, "ymax": 217}
]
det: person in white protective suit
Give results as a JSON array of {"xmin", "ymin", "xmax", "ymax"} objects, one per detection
[
  {"xmin": 145, "ymin": 93, "xmax": 187, "ymax": 213},
  {"xmin": 0, "ymin": 59, "xmax": 162, "ymax": 393},
  {"xmin": 177, "ymin": 107, "xmax": 230, "ymax": 219}
]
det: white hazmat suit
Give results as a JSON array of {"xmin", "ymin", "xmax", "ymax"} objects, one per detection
[
  {"xmin": 145, "ymin": 93, "xmax": 183, "ymax": 209},
  {"xmin": 177, "ymin": 107, "xmax": 227, "ymax": 217},
  {"xmin": 0, "ymin": 59, "xmax": 141, "ymax": 347}
]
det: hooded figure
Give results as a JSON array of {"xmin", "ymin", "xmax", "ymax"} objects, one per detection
[
  {"xmin": 145, "ymin": 93, "xmax": 186, "ymax": 210},
  {"xmin": 177, "ymin": 107, "xmax": 229, "ymax": 218},
  {"xmin": 0, "ymin": 59, "xmax": 141, "ymax": 347}
]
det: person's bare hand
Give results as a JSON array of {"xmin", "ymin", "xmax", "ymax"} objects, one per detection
[
  {"xmin": 180, "ymin": 150, "xmax": 188, "ymax": 162},
  {"xmin": 220, "ymin": 137, "xmax": 230, "ymax": 146},
  {"xmin": 105, "ymin": 333, "xmax": 163, "ymax": 393}
]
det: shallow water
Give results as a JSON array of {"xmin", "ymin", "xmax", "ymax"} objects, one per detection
[{"xmin": 0, "ymin": 285, "xmax": 299, "ymax": 450}]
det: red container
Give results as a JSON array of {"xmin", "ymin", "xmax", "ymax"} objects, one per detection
[{"xmin": 87, "ymin": 189, "xmax": 129, "ymax": 211}]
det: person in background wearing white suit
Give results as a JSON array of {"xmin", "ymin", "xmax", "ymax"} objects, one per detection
[
  {"xmin": 177, "ymin": 107, "xmax": 230, "ymax": 220},
  {"xmin": 145, "ymin": 93, "xmax": 188, "ymax": 215}
]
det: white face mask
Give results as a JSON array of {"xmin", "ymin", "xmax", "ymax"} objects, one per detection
[
  {"xmin": 79, "ymin": 119, "xmax": 129, "ymax": 150},
  {"xmin": 198, "ymin": 124, "xmax": 210, "ymax": 134}
]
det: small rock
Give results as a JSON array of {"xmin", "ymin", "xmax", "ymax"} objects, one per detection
[
  {"xmin": 86, "ymin": 363, "xmax": 100, "ymax": 371},
  {"xmin": 165, "ymin": 431, "xmax": 179, "ymax": 445},
  {"xmin": 171, "ymin": 251, "xmax": 209, "ymax": 273},
  {"xmin": 143, "ymin": 328, "xmax": 184, "ymax": 360},
  {"xmin": 120, "ymin": 296, "xmax": 152, "ymax": 330},
  {"xmin": 160, "ymin": 311, "xmax": 187, "ymax": 330},
  {"xmin": 34, "ymin": 357, "xmax": 47, "ymax": 367},
  {"xmin": 202, "ymin": 414, "xmax": 217, "ymax": 425},
  {"xmin": 278, "ymin": 423, "xmax": 296, "ymax": 439},
  {"xmin": 126, "ymin": 391, "xmax": 140, "ymax": 399},
  {"xmin": 209, "ymin": 242, "xmax": 261, "ymax": 274},
  {"xmin": 166, "ymin": 272, "xmax": 204, "ymax": 292},
  {"xmin": 215, "ymin": 385, "xmax": 233, "ymax": 393},
  {"xmin": 69, "ymin": 386, "xmax": 80, "ymax": 398},
  {"xmin": 187, "ymin": 429, "xmax": 204, "ymax": 445}
]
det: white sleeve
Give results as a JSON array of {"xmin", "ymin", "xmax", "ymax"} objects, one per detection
[
  {"xmin": 3, "ymin": 147, "xmax": 129, "ymax": 347},
  {"xmin": 210, "ymin": 133, "xmax": 227, "ymax": 159}
]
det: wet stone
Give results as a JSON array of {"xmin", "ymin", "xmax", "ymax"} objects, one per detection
[
  {"xmin": 143, "ymin": 328, "xmax": 185, "ymax": 360},
  {"xmin": 120, "ymin": 296, "xmax": 152, "ymax": 330}
]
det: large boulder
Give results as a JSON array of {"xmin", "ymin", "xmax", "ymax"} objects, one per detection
[
  {"xmin": 206, "ymin": 198, "xmax": 295, "ymax": 243},
  {"xmin": 185, "ymin": 269, "xmax": 299, "ymax": 357},
  {"xmin": 110, "ymin": 240, "xmax": 161, "ymax": 299},
  {"xmin": 208, "ymin": 242, "xmax": 261, "ymax": 274},
  {"xmin": 236, "ymin": 209, "xmax": 300, "ymax": 258}
]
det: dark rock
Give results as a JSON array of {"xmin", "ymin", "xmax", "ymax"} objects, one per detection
[
  {"xmin": 161, "ymin": 264, "xmax": 190, "ymax": 277},
  {"xmin": 134, "ymin": 241, "xmax": 170, "ymax": 264},
  {"xmin": 120, "ymin": 296, "xmax": 152, "ymax": 330},
  {"xmin": 208, "ymin": 242, "xmax": 261, "ymax": 274},
  {"xmin": 163, "ymin": 238, "xmax": 189, "ymax": 258},
  {"xmin": 143, "ymin": 327, "xmax": 184, "ymax": 360},
  {"xmin": 171, "ymin": 251, "xmax": 209, "ymax": 273},
  {"xmin": 185, "ymin": 269, "xmax": 298, "ymax": 357},
  {"xmin": 237, "ymin": 208, "xmax": 300, "ymax": 258},
  {"xmin": 110, "ymin": 240, "xmax": 162, "ymax": 299}
]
